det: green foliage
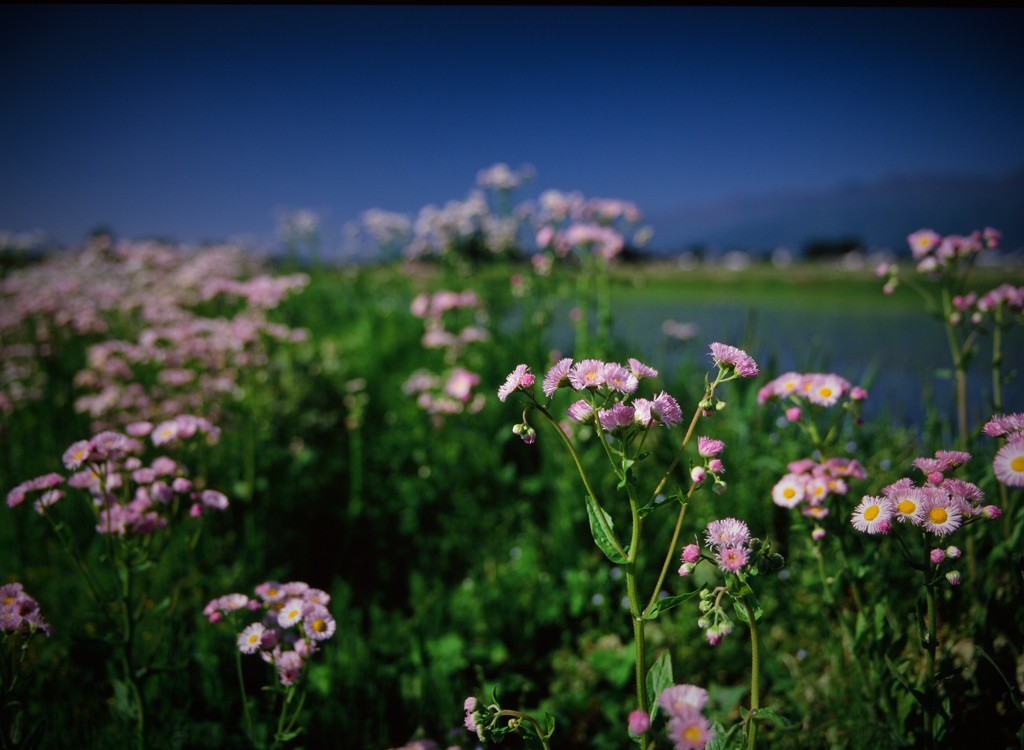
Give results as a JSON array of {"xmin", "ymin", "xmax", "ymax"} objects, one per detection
[{"xmin": 1, "ymin": 244, "xmax": 1022, "ymax": 749}]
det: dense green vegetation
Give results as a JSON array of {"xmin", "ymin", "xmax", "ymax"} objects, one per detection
[{"xmin": 1, "ymin": 239, "xmax": 1022, "ymax": 750}]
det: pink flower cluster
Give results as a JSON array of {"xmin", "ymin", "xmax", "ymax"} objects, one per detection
[
  {"xmin": 704, "ymin": 517, "xmax": 753, "ymax": 573},
  {"xmin": 950, "ymin": 283, "xmax": 1024, "ymax": 326},
  {"xmin": 498, "ymin": 357, "xmax": 682, "ymax": 439},
  {"xmin": 404, "ymin": 289, "xmax": 490, "ymax": 420},
  {"xmin": 771, "ymin": 456, "xmax": 868, "ymax": 519},
  {"xmin": 851, "ymin": 449, "xmax": 998, "ymax": 539},
  {"xmin": 6, "ymin": 420, "xmax": 229, "ymax": 534},
  {"xmin": 984, "ymin": 412, "xmax": 1024, "ymax": 488},
  {"xmin": 205, "ymin": 580, "xmax": 335, "ymax": 686},
  {"xmin": 533, "ymin": 189, "xmax": 647, "ymax": 265},
  {"xmin": 708, "ymin": 342, "xmax": 759, "ymax": 379},
  {"xmin": 906, "ymin": 227, "xmax": 1000, "ymax": 275},
  {"xmin": 757, "ymin": 371, "xmax": 867, "ymax": 409},
  {"xmin": 0, "ymin": 236, "xmax": 309, "ymax": 431},
  {"xmin": 0, "ymin": 582, "xmax": 51, "ymax": 637},
  {"xmin": 658, "ymin": 684, "xmax": 712, "ymax": 750}
]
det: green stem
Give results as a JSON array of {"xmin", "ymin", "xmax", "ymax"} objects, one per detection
[
  {"xmin": 235, "ymin": 649, "xmax": 256, "ymax": 745},
  {"xmin": 643, "ymin": 499, "xmax": 690, "ymax": 617},
  {"xmin": 535, "ymin": 403, "xmax": 627, "ymax": 560},
  {"xmin": 742, "ymin": 598, "xmax": 761, "ymax": 750},
  {"xmin": 923, "ymin": 578, "xmax": 938, "ymax": 750},
  {"xmin": 625, "ymin": 491, "xmax": 648, "ymax": 750}
]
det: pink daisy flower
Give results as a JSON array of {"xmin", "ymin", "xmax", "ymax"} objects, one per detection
[
  {"xmin": 542, "ymin": 357, "xmax": 573, "ymax": 397},
  {"xmin": 983, "ymin": 412, "xmax": 1024, "ymax": 438},
  {"xmin": 993, "ymin": 437, "xmax": 1024, "ymax": 487},
  {"xmin": 716, "ymin": 545, "xmax": 749, "ymax": 573},
  {"xmin": 704, "ymin": 517, "xmax": 750, "ymax": 549},
  {"xmin": 237, "ymin": 622, "xmax": 266, "ymax": 654},
  {"xmin": 598, "ymin": 403, "xmax": 635, "ymax": 432},
  {"xmin": 569, "ymin": 359, "xmax": 606, "ymax": 390},
  {"xmin": 650, "ymin": 391, "xmax": 683, "ymax": 427},
  {"xmin": 628, "ymin": 357, "xmax": 659, "ymax": 379},
  {"xmin": 659, "ymin": 684, "xmax": 709, "ymax": 716},
  {"xmin": 697, "ymin": 436, "xmax": 724, "ymax": 457},
  {"xmin": 566, "ymin": 399, "xmax": 594, "ymax": 424},
  {"xmin": 889, "ymin": 486, "xmax": 926, "ymax": 525},
  {"xmin": 850, "ymin": 496, "xmax": 893, "ymax": 534},
  {"xmin": 277, "ymin": 598, "xmax": 306, "ymax": 628},
  {"xmin": 667, "ymin": 713, "xmax": 711, "ymax": 750},
  {"xmin": 303, "ymin": 606, "xmax": 336, "ymax": 641},
  {"xmin": 62, "ymin": 440, "xmax": 92, "ymax": 470},
  {"xmin": 497, "ymin": 364, "xmax": 534, "ymax": 402},
  {"xmin": 602, "ymin": 362, "xmax": 639, "ymax": 394},
  {"xmin": 920, "ymin": 495, "xmax": 962, "ymax": 536},
  {"xmin": 709, "ymin": 342, "xmax": 758, "ymax": 378},
  {"xmin": 806, "ymin": 374, "xmax": 847, "ymax": 407},
  {"xmin": 771, "ymin": 474, "xmax": 805, "ymax": 509},
  {"xmin": 907, "ymin": 229, "xmax": 941, "ymax": 259}
]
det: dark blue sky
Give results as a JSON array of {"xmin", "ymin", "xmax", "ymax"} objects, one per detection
[{"xmin": 2, "ymin": 5, "xmax": 1022, "ymax": 250}]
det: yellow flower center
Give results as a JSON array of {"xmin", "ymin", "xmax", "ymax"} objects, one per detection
[
  {"xmin": 684, "ymin": 727, "xmax": 703, "ymax": 742},
  {"xmin": 312, "ymin": 618, "xmax": 327, "ymax": 633},
  {"xmin": 783, "ymin": 488, "xmax": 796, "ymax": 499},
  {"xmin": 898, "ymin": 499, "xmax": 917, "ymax": 515},
  {"xmin": 819, "ymin": 387, "xmax": 833, "ymax": 398},
  {"xmin": 248, "ymin": 633, "xmax": 260, "ymax": 644},
  {"xmin": 929, "ymin": 507, "xmax": 948, "ymax": 524},
  {"xmin": 864, "ymin": 505, "xmax": 880, "ymax": 521},
  {"xmin": 1011, "ymin": 456, "xmax": 1024, "ymax": 472},
  {"xmin": 2, "ymin": 596, "xmax": 14, "ymax": 606}
]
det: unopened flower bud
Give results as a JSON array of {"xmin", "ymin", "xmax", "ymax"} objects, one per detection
[
  {"xmin": 520, "ymin": 428, "xmax": 536, "ymax": 445},
  {"xmin": 945, "ymin": 570, "xmax": 961, "ymax": 586},
  {"xmin": 681, "ymin": 544, "xmax": 700, "ymax": 563},
  {"xmin": 690, "ymin": 466, "xmax": 706, "ymax": 484},
  {"xmin": 715, "ymin": 400, "xmax": 727, "ymax": 411},
  {"xmin": 982, "ymin": 505, "xmax": 1002, "ymax": 519},
  {"xmin": 930, "ymin": 548, "xmax": 946, "ymax": 565},
  {"xmin": 811, "ymin": 527, "xmax": 826, "ymax": 541},
  {"xmin": 785, "ymin": 406, "xmax": 802, "ymax": 422},
  {"xmin": 678, "ymin": 563, "xmax": 695, "ymax": 577},
  {"xmin": 945, "ymin": 546, "xmax": 962, "ymax": 559},
  {"xmin": 712, "ymin": 480, "xmax": 727, "ymax": 495},
  {"xmin": 708, "ymin": 458, "xmax": 724, "ymax": 474},
  {"xmin": 628, "ymin": 710, "xmax": 651, "ymax": 735}
]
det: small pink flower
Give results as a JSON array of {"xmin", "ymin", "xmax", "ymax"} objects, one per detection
[
  {"xmin": 628, "ymin": 710, "xmax": 650, "ymax": 735},
  {"xmin": 497, "ymin": 364, "xmax": 534, "ymax": 402},
  {"xmin": 681, "ymin": 544, "xmax": 700, "ymax": 563},
  {"xmin": 785, "ymin": 406, "xmax": 802, "ymax": 422},
  {"xmin": 697, "ymin": 436, "xmax": 724, "ymax": 457},
  {"xmin": 709, "ymin": 342, "xmax": 759, "ymax": 378}
]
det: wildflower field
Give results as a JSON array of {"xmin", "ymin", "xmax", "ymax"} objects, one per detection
[{"xmin": 2, "ymin": 167, "xmax": 1023, "ymax": 750}]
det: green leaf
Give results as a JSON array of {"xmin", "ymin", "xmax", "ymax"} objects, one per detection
[
  {"xmin": 584, "ymin": 495, "xmax": 627, "ymax": 564},
  {"xmin": 645, "ymin": 651, "xmax": 673, "ymax": 717},
  {"xmin": 644, "ymin": 589, "xmax": 704, "ymax": 620},
  {"xmin": 733, "ymin": 597, "xmax": 762, "ymax": 624},
  {"xmin": 749, "ymin": 705, "xmax": 792, "ymax": 728}
]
